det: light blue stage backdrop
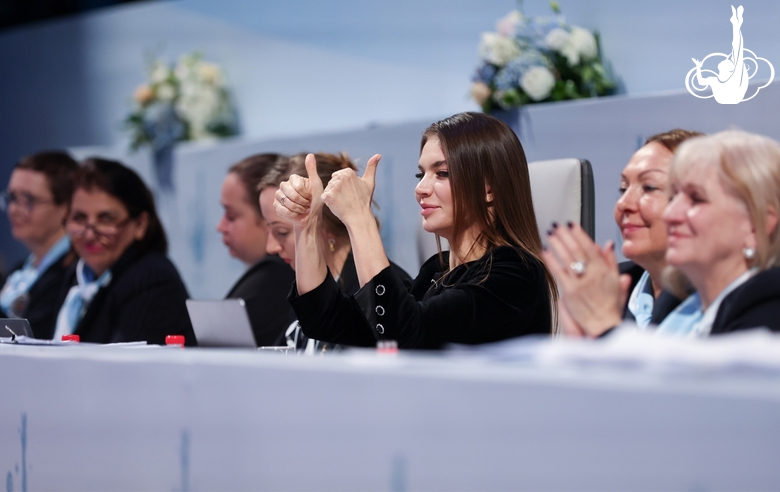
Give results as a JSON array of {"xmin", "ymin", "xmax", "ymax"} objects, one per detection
[
  {"xmin": 2, "ymin": 0, "xmax": 780, "ymax": 266},
  {"xmin": 72, "ymin": 81, "xmax": 780, "ymax": 299}
]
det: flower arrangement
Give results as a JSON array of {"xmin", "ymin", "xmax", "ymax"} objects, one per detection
[
  {"xmin": 471, "ymin": 2, "xmax": 616, "ymax": 112},
  {"xmin": 125, "ymin": 52, "xmax": 239, "ymax": 150}
]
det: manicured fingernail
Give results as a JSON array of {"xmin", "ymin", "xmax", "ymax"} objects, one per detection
[
  {"xmin": 552, "ymin": 222, "xmax": 558, "ymax": 229},
  {"xmin": 609, "ymin": 242, "xmax": 615, "ymax": 251},
  {"xmin": 567, "ymin": 221, "xmax": 574, "ymax": 229},
  {"xmin": 542, "ymin": 245, "xmax": 548, "ymax": 252},
  {"xmin": 546, "ymin": 229, "xmax": 553, "ymax": 236}
]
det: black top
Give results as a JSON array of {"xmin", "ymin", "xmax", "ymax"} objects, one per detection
[
  {"xmin": 711, "ymin": 267, "xmax": 780, "ymax": 334},
  {"xmin": 281, "ymin": 252, "xmax": 412, "ymax": 350},
  {"xmin": 60, "ymin": 246, "xmax": 196, "ymax": 345},
  {"xmin": 225, "ymin": 254, "xmax": 295, "ymax": 346},
  {"xmin": 1, "ymin": 250, "xmax": 76, "ymax": 340},
  {"xmin": 619, "ymin": 260, "xmax": 682, "ymax": 326},
  {"xmin": 289, "ymin": 246, "xmax": 551, "ymax": 349}
]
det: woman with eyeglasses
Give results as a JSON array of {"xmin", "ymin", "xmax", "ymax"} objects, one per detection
[
  {"xmin": 53, "ymin": 158, "xmax": 196, "ymax": 345},
  {"xmin": 1, "ymin": 151, "xmax": 78, "ymax": 338}
]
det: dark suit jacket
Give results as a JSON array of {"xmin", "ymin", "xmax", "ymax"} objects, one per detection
[
  {"xmin": 290, "ymin": 246, "xmax": 551, "ymax": 349},
  {"xmin": 1, "ymin": 250, "xmax": 77, "ymax": 340},
  {"xmin": 225, "ymin": 254, "xmax": 295, "ymax": 346},
  {"xmin": 711, "ymin": 267, "xmax": 780, "ymax": 334},
  {"xmin": 59, "ymin": 246, "xmax": 196, "ymax": 346},
  {"xmin": 619, "ymin": 261, "xmax": 682, "ymax": 326}
]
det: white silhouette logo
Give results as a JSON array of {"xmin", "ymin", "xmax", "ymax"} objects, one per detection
[{"xmin": 685, "ymin": 5, "xmax": 774, "ymax": 104}]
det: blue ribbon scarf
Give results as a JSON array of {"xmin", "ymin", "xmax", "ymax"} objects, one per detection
[{"xmin": 0, "ymin": 236, "xmax": 71, "ymax": 317}]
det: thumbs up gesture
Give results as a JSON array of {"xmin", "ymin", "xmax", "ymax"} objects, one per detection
[
  {"xmin": 275, "ymin": 153, "xmax": 325, "ymax": 229},
  {"xmin": 321, "ymin": 153, "xmax": 381, "ymax": 225}
]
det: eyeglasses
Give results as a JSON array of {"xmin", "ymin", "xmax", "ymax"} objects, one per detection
[
  {"xmin": 66, "ymin": 216, "xmax": 133, "ymax": 240},
  {"xmin": 0, "ymin": 190, "xmax": 55, "ymax": 214}
]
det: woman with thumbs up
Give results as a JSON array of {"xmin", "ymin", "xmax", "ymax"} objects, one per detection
[
  {"xmin": 276, "ymin": 112, "xmax": 556, "ymax": 349},
  {"xmin": 259, "ymin": 152, "xmax": 412, "ymax": 351}
]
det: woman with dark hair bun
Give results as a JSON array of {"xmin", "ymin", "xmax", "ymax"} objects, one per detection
[
  {"xmin": 276, "ymin": 112, "xmax": 555, "ymax": 349},
  {"xmin": 1, "ymin": 151, "xmax": 79, "ymax": 338},
  {"xmin": 53, "ymin": 158, "xmax": 195, "ymax": 345}
]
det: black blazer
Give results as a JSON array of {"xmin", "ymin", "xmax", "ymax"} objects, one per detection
[
  {"xmin": 225, "ymin": 254, "xmax": 295, "ymax": 346},
  {"xmin": 619, "ymin": 261, "xmax": 682, "ymax": 326},
  {"xmin": 60, "ymin": 246, "xmax": 196, "ymax": 345},
  {"xmin": 1, "ymin": 250, "xmax": 76, "ymax": 340},
  {"xmin": 289, "ymin": 246, "xmax": 551, "ymax": 349},
  {"xmin": 711, "ymin": 267, "xmax": 780, "ymax": 334}
]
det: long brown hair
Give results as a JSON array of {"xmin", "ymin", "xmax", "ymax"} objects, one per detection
[{"xmin": 421, "ymin": 112, "xmax": 557, "ymax": 332}]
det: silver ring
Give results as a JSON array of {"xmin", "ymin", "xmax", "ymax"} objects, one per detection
[
  {"xmin": 569, "ymin": 260, "xmax": 587, "ymax": 276},
  {"xmin": 280, "ymin": 195, "xmax": 286, "ymax": 206}
]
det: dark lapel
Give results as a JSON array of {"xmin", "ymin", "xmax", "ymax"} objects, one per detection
[{"xmin": 74, "ymin": 245, "xmax": 140, "ymax": 341}]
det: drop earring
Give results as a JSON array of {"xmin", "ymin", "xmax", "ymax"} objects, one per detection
[
  {"xmin": 743, "ymin": 246, "xmax": 756, "ymax": 260},
  {"xmin": 328, "ymin": 238, "xmax": 336, "ymax": 253}
]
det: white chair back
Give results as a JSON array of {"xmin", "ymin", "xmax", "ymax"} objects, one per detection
[
  {"xmin": 416, "ymin": 158, "xmax": 594, "ymax": 265},
  {"xmin": 527, "ymin": 158, "xmax": 595, "ymax": 242}
]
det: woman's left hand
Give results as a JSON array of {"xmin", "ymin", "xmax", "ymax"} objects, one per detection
[{"xmin": 321, "ymin": 154, "xmax": 381, "ymax": 225}]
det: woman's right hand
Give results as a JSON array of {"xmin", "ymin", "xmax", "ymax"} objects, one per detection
[
  {"xmin": 542, "ymin": 223, "xmax": 630, "ymax": 337},
  {"xmin": 275, "ymin": 154, "xmax": 324, "ymax": 230}
]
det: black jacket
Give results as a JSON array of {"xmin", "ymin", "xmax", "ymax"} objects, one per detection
[
  {"xmin": 289, "ymin": 246, "xmax": 551, "ymax": 349},
  {"xmin": 1, "ymin": 250, "xmax": 76, "ymax": 340},
  {"xmin": 225, "ymin": 254, "xmax": 295, "ymax": 346},
  {"xmin": 711, "ymin": 267, "xmax": 780, "ymax": 334},
  {"xmin": 60, "ymin": 246, "xmax": 196, "ymax": 345},
  {"xmin": 619, "ymin": 261, "xmax": 682, "ymax": 326},
  {"xmin": 281, "ymin": 252, "xmax": 412, "ymax": 350}
]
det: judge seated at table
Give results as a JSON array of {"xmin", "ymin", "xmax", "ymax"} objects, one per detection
[
  {"xmin": 217, "ymin": 153, "xmax": 295, "ymax": 346},
  {"xmin": 53, "ymin": 158, "xmax": 196, "ymax": 345},
  {"xmin": 1, "ymin": 151, "xmax": 79, "ymax": 338}
]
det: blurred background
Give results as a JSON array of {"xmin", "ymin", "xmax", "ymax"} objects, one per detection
[{"xmin": 1, "ymin": 0, "xmax": 778, "ymax": 296}]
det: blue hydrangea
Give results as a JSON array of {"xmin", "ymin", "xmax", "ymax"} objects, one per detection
[
  {"xmin": 472, "ymin": 64, "xmax": 497, "ymax": 83},
  {"xmin": 493, "ymin": 49, "xmax": 549, "ymax": 91},
  {"xmin": 516, "ymin": 16, "xmax": 565, "ymax": 51}
]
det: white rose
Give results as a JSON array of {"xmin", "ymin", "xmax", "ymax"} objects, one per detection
[
  {"xmin": 198, "ymin": 63, "xmax": 223, "ymax": 86},
  {"xmin": 156, "ymin": 83, "xmax": 176, "ymax": 101},
  {"xmin": 520, "ymin": 66, "xmax": 555, "ymax": 101},
  {"xmin": 174, "ymin": 63, "xmax": 191, "ymax": 81},
  {"xmin": 569, "ymin": 27, "xmax": 598, "ymax": 60},
  {"xmin": 545, "ymin": 28, "xmax": 570, "ymax": 51},
  {"xmin": 150, "ymin": 63, "xmax": 170, "ymax": 84},
  {"xmin": 560, "ymin": 42, "xmax": 580, "ymax": 66},
  {"xmin": 479, "ymin": 32, "xmax": 520, "ymax": 67}
]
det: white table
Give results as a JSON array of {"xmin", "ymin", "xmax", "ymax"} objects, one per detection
[{"xmin": 1, "ymin": 335, "xmax": 779, "ymax": 491}]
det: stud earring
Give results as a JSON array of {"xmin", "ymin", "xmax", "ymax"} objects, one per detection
[
  {"xmin": 328, "ymin": 238, "xmax": 336, "ymax": 253},
  {"xmin": 743, "ymin": 246, "xmax": 756, "ymax": 260}
]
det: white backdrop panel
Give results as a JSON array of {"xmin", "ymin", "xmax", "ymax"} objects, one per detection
[{"xmin": 72, "ymin": 83, "xmax": 780, "ymax": 299}]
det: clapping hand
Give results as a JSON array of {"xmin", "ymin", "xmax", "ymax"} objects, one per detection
[{"xmin": 542, "ymin": 222, "xmax": 631, "ymax": 337}]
